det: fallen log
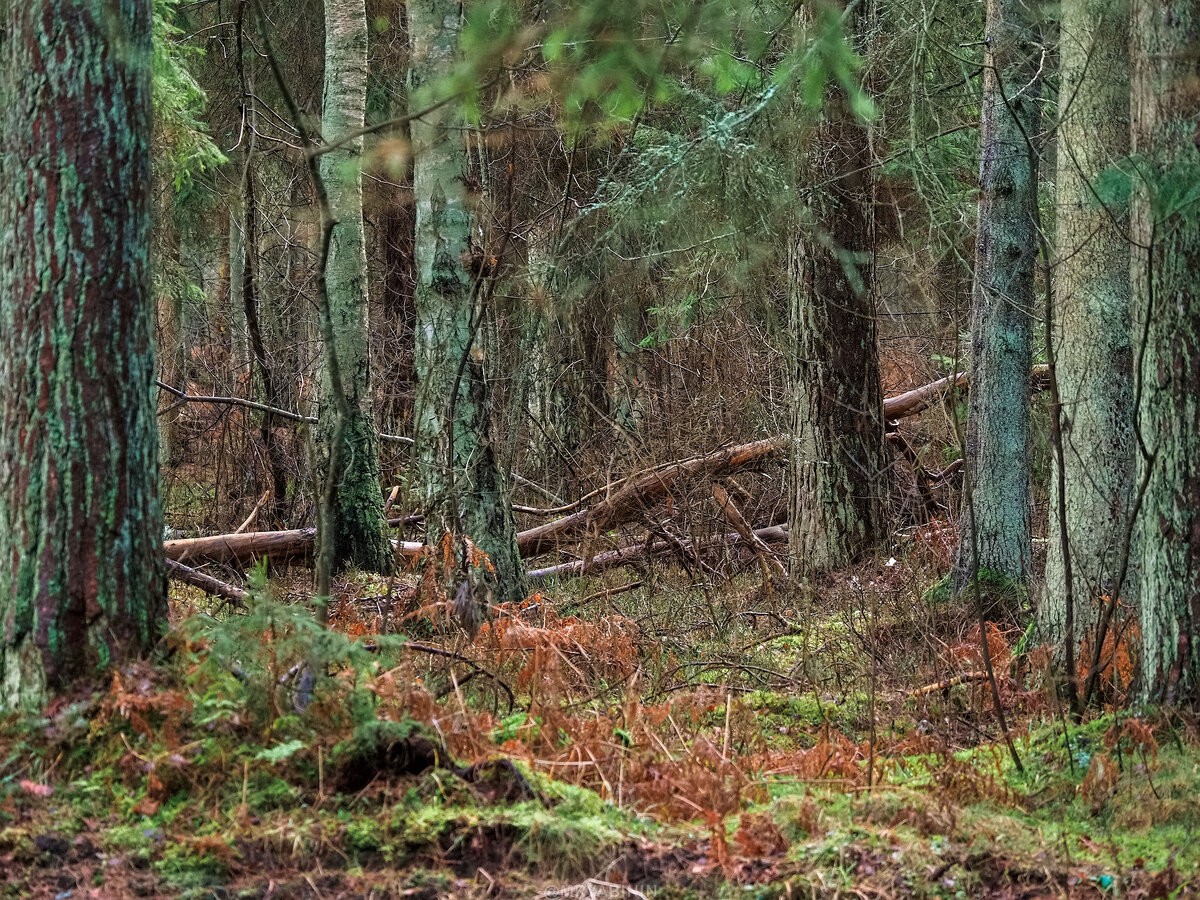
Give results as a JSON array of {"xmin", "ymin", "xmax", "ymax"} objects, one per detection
[
  {"xmin": 527, "ymin": 525, "xmax": 788, "ymax": 580},
  {"xmin": 517, "ymin": 436, "xmax": 790, "ymax": 557},
  {"xmin": 160, "ymin": 367, "xmax": 1047, "ymax": 569},
  {"xmin": 165, "ymin": 558, "xmax": 249, "ymax": 604},
  {"xmin": 711, "ymin": 483, "xmax": 787, "ymax": 582},
  {"xmin": 518, "ymin": 366, "xmax": 1049, "ymax": 557},
  {"xmin": 909, "ymin": 671, "xmax": 988, "ymax": 697},
  {"xmin": 165, "ymin": 528, "xmax": 424, "ymax": 565},
  {"xmin": 881, "ymin": 363, "xmax": 1048, "ymax": 421}
]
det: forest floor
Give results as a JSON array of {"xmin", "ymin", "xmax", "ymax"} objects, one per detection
[{"xmin": 1, "ymin": 541, "xmax": 1197, "ymax": 899}]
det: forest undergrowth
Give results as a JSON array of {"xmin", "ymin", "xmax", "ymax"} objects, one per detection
[{"xmin": 1, "ymin": 534, "xmax": 1194, "ymax": 900}]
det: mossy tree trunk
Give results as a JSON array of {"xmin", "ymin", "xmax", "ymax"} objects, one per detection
[
  {"xmin": 315, "ymin": 0, "xmax": 391, "ymax": 572},
  {"xmin": 1040, "ymin": 0, "xmax": 1133, "ymax": 654},
  {"xmin": 951, "ymin": 0, "xmax": 1040, "ymax": 590},
  {"xmin": 1132, "ymin": 0, "xmax": 1200, "ymax": 705},
  {"xmin": 0, "ymin": 0, "xmax": 165, "ymax": 712},
  {"xmin": 408, "ymin": 0, "xmax": 526, "ymax": 602},
  {"xmin": 786, "ymin": 15, "xmax": 886, "ymax": 575}
]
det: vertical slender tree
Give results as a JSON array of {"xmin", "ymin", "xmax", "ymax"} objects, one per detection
[
  {"xmin": 0, "ymin": 0, "xmax": 165, "ymax": 711},
  {"xmin": 1132, "ymin": 0, "xmax": 1200, "ymax": 704},
  {"xmin": 234, "ymin": 4, "xmax": 289, "ymax": 525},
  {"xmin": 787, "ymin": 4, "xmax": 886, "ymax": 574},
  {"xmin": 316, "ymin": 0, "xmax": 391, "ymax": 572},
  {"xmin": 951, "ymin": 0, "xmax": 1040, "ymax": 591},
  {"xmin": 408, "ymin": 0, "xmax": 526, "ymax": 602},
  {"xmin": 1041, "ymin": 0, "xmax": 1133, "ymax": 653},
  {"xmin": 157, "ymin": 226, "xmax": 189, "ymax": 467}
]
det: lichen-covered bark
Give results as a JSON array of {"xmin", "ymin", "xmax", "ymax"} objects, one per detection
[
  {"xmin": 315, "ymin": 0, "xmax": 390, "ymax": 572},
  {"xmin": 1041, "ymin": 0, "xmax": 1134, "ymax": 651},
  {"xmin": 1132, "ymin": 0, "xmax": 1200, "ymax": 704},
  {"xmin": 787, "ymin": 90, "xmax": 886, "ymax": 574},
  {"xmin": 409, "ymin": 0, "xmax": 526, "ymax": 603},
  {"xmin": 0, "ymin": 0, "xmax": 165, "ymax": 711},
  {"xmin": 952, "ymin": 0, "xmax": 1040, "ymax": 589}
]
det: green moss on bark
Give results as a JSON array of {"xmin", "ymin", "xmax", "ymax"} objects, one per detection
[
  {"xmin": 0, "ymin": 0, "xmax": 165, "ymax": 711},
  {"xmin": 315, "ymin": 0, "xmax": 391, "ymax": 574}
]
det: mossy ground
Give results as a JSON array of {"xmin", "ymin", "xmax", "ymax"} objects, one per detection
[{"xmin": 1, "ymin": 556, "xmax": 1195, "ymax": 898}]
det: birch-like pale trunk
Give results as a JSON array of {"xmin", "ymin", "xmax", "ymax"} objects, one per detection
[
  {"xmin": 409, "ymin": 0, "xmax": 526, "ymax": 602},
  {"xmin": 315, "ymin": 0, "xmax": 391, "ymax": 572}
]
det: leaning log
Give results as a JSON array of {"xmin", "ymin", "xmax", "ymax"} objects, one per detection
[
  {"xmin": 526, "ymin": 525, "xmax": 789, "ymax": 580},
  {"xmin": 516, "ymin": 436, "xmax": 790, "ymax": 557},
  {"xmin": 160, "ymin": 367, "xmax": 1049, "ymax": 569},
  {"xmin": 166, "ymin": 558, "xmax": 249, "ymax": 604},
  {"xmin": 881, "ymin": 363, "xmax": 1048, "ymax": 421}
]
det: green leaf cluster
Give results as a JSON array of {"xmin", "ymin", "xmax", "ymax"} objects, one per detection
[{"xmin": 152, "ymin": 0, "xmax": 226, "ymax": 207}]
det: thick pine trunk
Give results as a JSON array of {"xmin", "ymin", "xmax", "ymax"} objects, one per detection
[
  {"xmin": 408, "ymin": 0, "xmax": 526, "ymax": 602},
  {"xmin": 1041, "ymin": 0, "xmax": 1133, "ymax": 653},
  {"xmin": 316, "ymin": 0, "xmax": 391, "ymax": 572},
  {"xmin": 0, "ymin": 0, "xmax": 165, "ymax": 711},
  {"xmin": 1132, "ymin": 0, "xmax": 1200, "ymax": 704},
  {"xmin": 786, "ymin": 59, "xmax": 886, "ymax": 574},
  {"xmin": 951, "ymin": 0, "xmax": 1040, "ymax": 589}
]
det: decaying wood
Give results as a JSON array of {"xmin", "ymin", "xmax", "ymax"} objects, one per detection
[
  {"xmin": 711, "ymin": 483, "xmax": 788, "ymax": 582},
  {"xmin": 165, "ymin": 558, "xmax": 249, "ymax": 604},
  {"xmin": 517, "ymin": 436, "xmax": 789, "ymax": 557},
  {"xmin": 165, "ymin": 528, "xmax": 424, "ymax": 565},
  {"xmin": 161, "ymin": 368, "xmax": 1047, "ymax": 570},
  {"xmin": 234, "ymin": 490, "xmax": 271, "ymax": 535},
  {"xmin": 882, "ymin": 363, "xmax": 1048, "ymax": 421},
  {"xmin": 910, "ymin": 671, "xmax": 989, "ymax": 697},
  {"xmin": 526, "ymin": 525, "xmax": 788, "ymax": 580},
  {"xmin": 382, "ymin": 485, "xmax": 401, "ymax": 518},
  {"xmin": 156, "ymin": 380, "xmax": 413, "ymax": 445}
]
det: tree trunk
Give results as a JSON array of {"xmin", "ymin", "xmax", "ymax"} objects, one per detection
[
  {"xmin": 316, "ymin": 0, "xmax": 391, "ymax": 572},
  {"xmin": 228, "ymin": 203, "xmax": 251, "ymax": 382},
  {"xmin": 610, "ymin": 294, "xmax": 647, "ymax": 438},
  {"xmin": 1132, "ymin": 0, "xmax": 1200, "ymax": 705},
  {"xmin": 408, "ymin": 0, "xmax": 526, "ymax": 602},
  {"xmin": 786, "ymin": 16, "xmax": 886, "ymax": 575},
  {"xmin": 1040, "ymin": 0, "xmax": 1133, "ymax": 653},
  {"xmin": 0, "ymin": 0, "xmax": 165, "ymax": 711},
  {"xmin": 157, "ymin": 226, "xmax": 188, "ymax": 467},
  {"xmin": 951, "ymin": 0, "xmax": 1040, "ymax": 589}
]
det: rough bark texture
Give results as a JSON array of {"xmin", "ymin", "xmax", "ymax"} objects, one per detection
[
  {"xmin": 408, "ymin": 0, "xmax": 526, "ymax": 602},
  {"xmin": 316, "ymin": 0, "xmax": 391, "ymax": 572},
  {"xmin": 0, "ymin": 0, "xmax": 165, "ymax": 711},
  {"xmin": 952, "ymin": 0, "xmax": 1040, "ymax": 588},
  {"xmin": 1132, "ymin": 0, "xmax": 1200, "ymax": 704},
  {"xmin": 1041, "ymin": 0, "xmax": 1134, "ymax": 652},
  {"xmin": 787, "ymin": 73, "xmax": 886, "ymax": 574}
]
